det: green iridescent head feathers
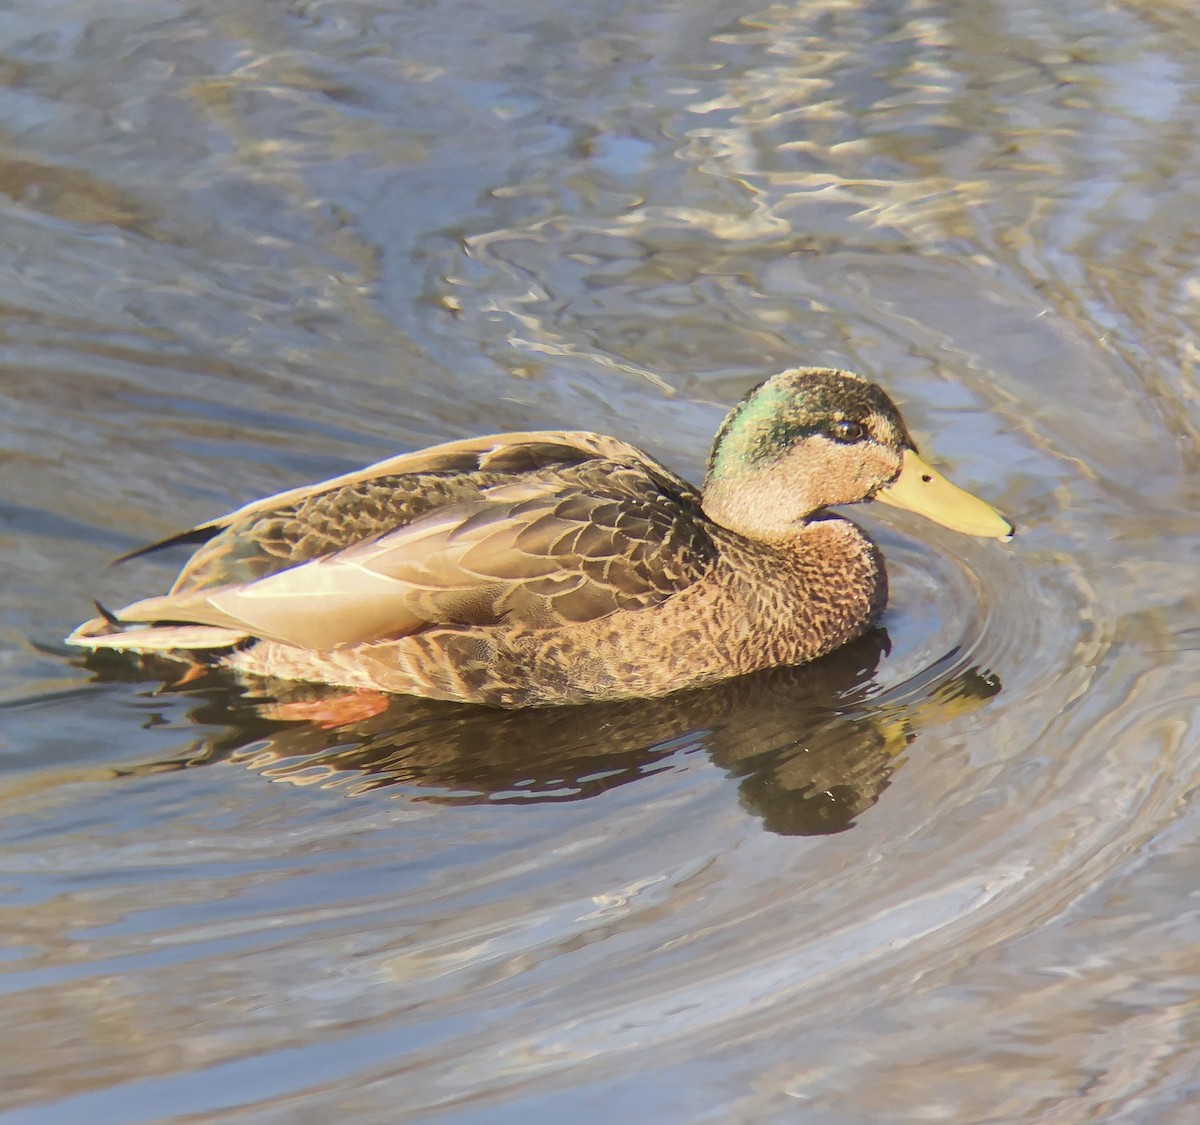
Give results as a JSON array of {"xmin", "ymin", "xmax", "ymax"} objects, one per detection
[{"xmin": 705, "ymin": 368, "xmax": 914, "ymax": 483}]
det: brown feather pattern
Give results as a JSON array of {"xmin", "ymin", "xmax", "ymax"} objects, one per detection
[{"xmin": 65, "ymin": 369, "xmax": 1008, "ymax": 705}]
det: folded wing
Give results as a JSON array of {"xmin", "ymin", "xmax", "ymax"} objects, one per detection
[{"xmin": 72, "ymin": 433, "xmax": 717, "ymax": 652}]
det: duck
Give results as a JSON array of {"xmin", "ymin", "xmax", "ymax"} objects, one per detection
[{"xmin": 67, "ymin": 367, "xmax": 1012, "ymax": 707}]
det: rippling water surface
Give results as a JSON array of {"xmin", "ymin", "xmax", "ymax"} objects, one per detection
[{"xmin": 3, "ymin": 1, "xmax": 1200, "ymax": 1121}]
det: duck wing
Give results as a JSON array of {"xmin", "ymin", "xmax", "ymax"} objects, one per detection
[
  {"xmin": 87, "ymin": 433, "xmax": 718, "ymax": 651},
  {"xmin": 113, "ymin": 432, "xmax": 616, "ymax": 593}
]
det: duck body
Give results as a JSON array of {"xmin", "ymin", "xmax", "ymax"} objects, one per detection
[
  {"xmin": 68, "ymin": 369, "xmax": 1010, "ymax": 706},
  {"xmin": 227, "ymin": 496, "xmax": 886, "ymax": 707}
]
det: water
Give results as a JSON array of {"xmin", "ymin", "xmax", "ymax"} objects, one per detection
[{"xmin": 3, "ymin": 0, "xmax": 1200, "ymax": 1120}]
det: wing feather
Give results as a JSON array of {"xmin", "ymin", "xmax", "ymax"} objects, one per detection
[
  {"xmin": 105, "ymin": 451, "xmax": 717, "ymax": 650},
  {"xmin": 163, "ymin": 432, "xmax": 636, "ymax": 594}
]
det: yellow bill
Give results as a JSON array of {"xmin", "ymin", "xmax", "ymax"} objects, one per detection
[{"xmin": 875, "ymin": 449, "xmax": 1013, "ymax": 541}]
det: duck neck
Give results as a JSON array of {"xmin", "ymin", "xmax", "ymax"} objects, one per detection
[{"xmin": 700, "ymin": 465, "xmax": 819, "ymax": 542}]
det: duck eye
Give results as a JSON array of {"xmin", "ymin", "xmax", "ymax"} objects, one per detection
[{"xmin": 827, "ymin": 419, "xmax": 866, "ymax": 444}]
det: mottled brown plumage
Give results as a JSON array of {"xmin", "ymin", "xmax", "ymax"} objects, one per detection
[{"xmin": 67, "ymin": 368, "xmax": 1012, "ymax": 705}]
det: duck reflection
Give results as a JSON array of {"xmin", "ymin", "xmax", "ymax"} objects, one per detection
[{"xmin": 85, "ymin": 632, "xmax": 1000, "ymax": 836}]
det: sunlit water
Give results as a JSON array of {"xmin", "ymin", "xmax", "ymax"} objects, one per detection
[{"xmin": 3, "ymin": 1, "xmax": 1200, "ymax": 1121}]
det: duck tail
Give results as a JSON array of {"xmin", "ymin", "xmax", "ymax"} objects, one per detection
[{"xmin": 65, "ymin": 605, "xmax": 249, "ymax": 654}]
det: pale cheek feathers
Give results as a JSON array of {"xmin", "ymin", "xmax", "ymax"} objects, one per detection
[{"xmin": 777, "ymin": 440, "xmax": 901, "ymax": 509}]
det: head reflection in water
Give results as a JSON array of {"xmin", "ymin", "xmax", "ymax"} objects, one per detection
[{"xmin": 92, "ymin": 631, "xmax": 1001, "ymax": 837}]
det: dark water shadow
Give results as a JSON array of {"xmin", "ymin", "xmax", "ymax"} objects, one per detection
[{"xmin": 79, "ymin": 632, "xmax": 1000, "ymax": 836}]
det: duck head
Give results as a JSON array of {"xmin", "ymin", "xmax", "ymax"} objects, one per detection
[{"xmin": 701, "ymin": 367, "xmax": 1012, "ymax": 543}]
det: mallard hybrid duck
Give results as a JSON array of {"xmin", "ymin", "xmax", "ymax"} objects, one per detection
[{"xmin": 68, "ymin": 367, "xmax": 1012, "ymax": 706}]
